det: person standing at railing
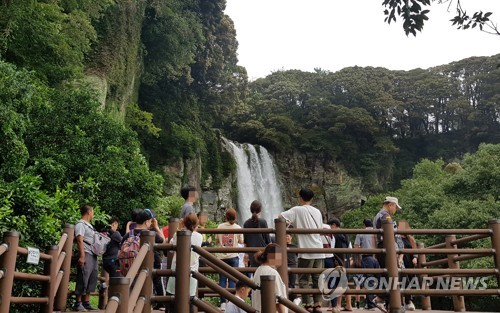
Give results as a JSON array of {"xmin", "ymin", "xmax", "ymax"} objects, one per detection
[
  {"xmin": 328, "ymin": 217, "xmax": 353, "ymax": 311},
  {"xmin": 216, "ymin": 208, "xmax": 244, "ymax": 311},
  {"xmin": 243, "ymin": 200, "xmax": 271, "ymax": 269},
  {"xmin": 166, "ymin": 213, "xmax": 203, "ymax": 300},
  {"xmin": 396, "ymin": 220, "xmax": 417, "ymax": 311},
  {"xmin": 73, "ymin": 204, "xmax": 99, "ymax": 312},
  {"xmin": 279, "ymin": 188, "xmax": 325, "ymax": 313},
  {"xmin": 180, "ymin": 185, "xmax": 198, "ymax": 227},
  {"xmin": 102, "ymin": 216, "xmax": 122, "ymax": 278},
  {"xmin": 372, "ymin": 196, "xmax": 402, "ymax": 313},
  {"xmin": 252, "ymin": 243, "xmax": 288, "ymax": 313},
  {"xmin": 354, "ymin": 218, "xmax": 379, "ymax": 311}
]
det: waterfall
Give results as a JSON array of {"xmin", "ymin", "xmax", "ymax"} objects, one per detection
[{"xmin": 229, "ymin": 142, "xmax": 283, "ymax": 225}]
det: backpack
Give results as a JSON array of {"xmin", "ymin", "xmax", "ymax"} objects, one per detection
[
  {"xmin": 118, "ymin": 230, "xmax": 141, "ymax": 276},
  {"xmin": 76, "ymin": 222, "xmax": 111, "ymax": 257}
]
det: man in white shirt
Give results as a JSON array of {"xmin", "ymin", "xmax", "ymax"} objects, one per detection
[{"xmin": 280, "ymin": 188, "xmax": 325, "ymax": 311}]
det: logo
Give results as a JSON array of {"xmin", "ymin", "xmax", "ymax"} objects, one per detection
[{"xmin": 318, "ymin": 267, "xmax": 349, "ymax": 300}]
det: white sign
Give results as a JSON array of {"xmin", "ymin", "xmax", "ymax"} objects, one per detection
[{"xmin": 27, "ymin": 247, "xmax": 40, "ymax": 265}]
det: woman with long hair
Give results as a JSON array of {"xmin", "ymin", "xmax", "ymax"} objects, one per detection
[
  {"xmin": 243, "ymin": 200, "xmax": 271, "ymax": 267},
  {"xmin": 166, "ymin": 213, "xmax": 203, "ymax": 298},
  {"xmin": 252, "ymin": 243, "xmax": 287, "ymax": 313}
]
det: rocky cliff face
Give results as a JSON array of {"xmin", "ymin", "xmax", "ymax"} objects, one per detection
[
  {"xmin": 276, "ymin": 152, "xmax": 365, "ymax": 219},
  {"xmin": 162, "ymin": 141, "xmax": 365, "ymax": 223}
]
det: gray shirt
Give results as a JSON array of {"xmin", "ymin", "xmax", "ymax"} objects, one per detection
[
  {"xmin": 354, "ymin": 227, "xmax": 377, "ymax": 250},
  {"xmin": 179, "ymin": 202, "xmax": 195, "ymax": 219},
  {"xmin": 75, "ymin": 219, "xmax": 95, "ymax": 254}
]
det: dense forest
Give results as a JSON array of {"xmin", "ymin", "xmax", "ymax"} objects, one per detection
[{"xmin": 0, "ymin": 0, "xmax": 499, "ymax": 310}]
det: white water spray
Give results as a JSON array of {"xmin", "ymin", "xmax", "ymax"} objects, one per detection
[{"xmin": 229, "ymin": 142, "xmax": 283, "ymax": 225}]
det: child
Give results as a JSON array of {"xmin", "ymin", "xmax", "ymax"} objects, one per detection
[{"xmin": 226, "ymin": 281, "xmax": 251, "ymax": 313}]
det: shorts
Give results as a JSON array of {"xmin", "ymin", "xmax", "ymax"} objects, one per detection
[{"xmin": 75, "ymin": 253, "xmax": 98, "ymax": 295}]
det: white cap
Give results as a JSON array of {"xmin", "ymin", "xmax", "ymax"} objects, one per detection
[{"xmin": 384, "ymin": 196, "xmax": 401, "ymax": 210}]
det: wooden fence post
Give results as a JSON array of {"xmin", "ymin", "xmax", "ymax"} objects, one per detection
[
  {"xmin": 274, "ymin": 217, "xmax": 289, "ymax": 290},
  {"xmin": 445, "ymin": 235, "xmax": 465, "ymax": 312},
  {"xmin": 417, "ymin": 242, "xmax": 432, "ymax": 310},
  {"xmin": 489, "ymin": 219, "xmax": 500, "ymax": 287},
  {"xmin": 140, "ymin": 230, "xmax": 156, "ymax": 313},
  {"xmin": 0, "ymin": 232, "xmax": 19, "ymax": 313},
  {"xmin": 167, "ymin": 218, "xmax": 179, "ymax": 269},
  {"xmin": 382, "ymin": 220, "xmax": 402, "ymax": 313},
  {"xmin": 174, "ymin": 230, "xmax": 192, "ymax": 313},
  {"xmin": 54, "ymin": 224, "xmax": 74, "ymax": 311},
  {"xmin": 42, "ymin": 245, "xmax": 59, "ymax": 313},
  {"xmin": 261, "ymin": 275, "xmax": 276, "ymax": 313},
  {"xmin": 108, "ymin": 277, "xmax": 130, "ymax": 313}
]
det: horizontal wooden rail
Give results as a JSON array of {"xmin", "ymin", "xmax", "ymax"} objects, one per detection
[
  {"xmin": 453, "ymin": 253, "xmax": 488, "ymax": 262},
  {"xmin": 291, "ymin": 288, "xmax": 387, "ymax": 295},
  {"xmin": 153, "ymin": 243, "xmax": 175, "ymax": 251},
  {"xmin": 287, "ymin": 268, "xmax": 387, "ymax": 274},
  {"xmin": 397, "ymin": 229, "xmax": 493, "ymax": 235},
  {"xmin": 199, "ymin": 267, "xmax": 256, "ymax": 274},
  {"xmin": 287, "ymin": 247, "xmax": 384, "ymax": 254},
  {"xmin": 427, "ymin": 242, "xmax": 447, "ymax": 249},
  {"xmin": 10, "ymin": 296, "xmax": 49, "ymax": 304},
  {"xmin": 153, "ymin": 269, "xmax": 174, "ymax": 278},
  {"xmin": 451, "ymin": 234, "xmax": 491, "ymax": 246},
  {"xmin": 398, "ymin": 248, "xmax": 494, "ymax": 255},
  {"xmin": 401, "ymin": 268, "xmax": 498, "ymax": 275},
  {"xmin": 150, "ymin": 295, "xmax": 175, "ymax": 304},
  {"xmin": 197, "ymin": 228, "xmax": 274, "ymax": 234},
  {"xmin": 401, "ymin": 289, "xmax": 500, "ymax": 296},
  {"xmin": 421, "ymin": 257, "xmax": 449, "ymax": 267},
  {"xmin": 288, "ymin": 228, "xmax": 382, "ymax": 234},
  {"xmin": 17, "ymin": 247, "xmax": 52, "ymax": 261},
  {"xmin": 203, "ymin": 247, "xmax": 271, "ymax": 253},
  {"xmin": 14, "ymin": 271, "xmax": 50, "ymax": 282}
]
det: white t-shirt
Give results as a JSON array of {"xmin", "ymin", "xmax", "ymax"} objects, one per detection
[
  {"xmin": 252, "ymin": 265, "xmax": 288, "ymax": 313},
  {"xmin": 281, "ymin": 205, "xmax": 325, "ymax": 259},
  {"xmin": 322, "ymin": 224, "xmax": 334, "ymax": 258},
  {"xmin": 166, "ymin": 231, "xmax": 203, "ymax": 296}
]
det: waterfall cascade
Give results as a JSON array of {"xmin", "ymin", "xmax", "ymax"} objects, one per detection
[{"xmin": 229, "ymin": 141, "xmax": 283, "ymax": 225}]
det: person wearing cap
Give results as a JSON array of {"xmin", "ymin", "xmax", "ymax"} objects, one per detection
[
  {"xmin": 121, "ymin": 209, "xmax": 166, "ymax": 309},
  {"xmin": 371, "ymin": 196, "xmax": 402, "ymax": 312}
]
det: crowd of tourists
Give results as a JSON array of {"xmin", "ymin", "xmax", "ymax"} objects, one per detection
[{"xmin": 72, "ymin": 186, "xmax": 416, "ymax": 313}]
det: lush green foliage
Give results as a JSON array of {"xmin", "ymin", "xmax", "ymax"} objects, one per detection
[
  {"xmin": 341, "ymin": 144, "xmax": 500, "ymax": 310},
  {"xmin": 382, "ymin": 0, "xmax": 497, "ymax": 36},
  {"xmin": 0, "ymin": 61, "xmax": 163, "ymax": 238}
]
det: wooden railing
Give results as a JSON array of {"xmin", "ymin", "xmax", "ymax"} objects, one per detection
[
  {"xmin": 0, "ymin": 224, "xmax": 74, "ymax": 313},
  {"xmin": 1, "ymin": 219, "xmax": 499, "ymax": 313}
]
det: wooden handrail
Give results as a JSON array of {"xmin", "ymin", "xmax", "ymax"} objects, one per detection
[
  {"xmin": 129, "ymin": 270, "xmax": 148, "ymax": 310},
  {"xmin": 0, "ymin": 243, "xmax": 8, "ymax": 257},
  {"xmin": 57, "ymin": 233, "xmax": 68, "ymax": 255},
  {"xmin": 124, "ymin": 243, "xmax": 150, "ymax": 284}
]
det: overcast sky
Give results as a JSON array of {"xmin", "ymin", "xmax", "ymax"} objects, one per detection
[{"xmin": 225, "ymin": 0, "xmax": 500, "ymax": 80}]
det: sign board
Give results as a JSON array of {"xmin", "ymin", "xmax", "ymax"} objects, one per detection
[{"xmin": 27, "ymin": 247, "xmax": 40, "ymax": 265}]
